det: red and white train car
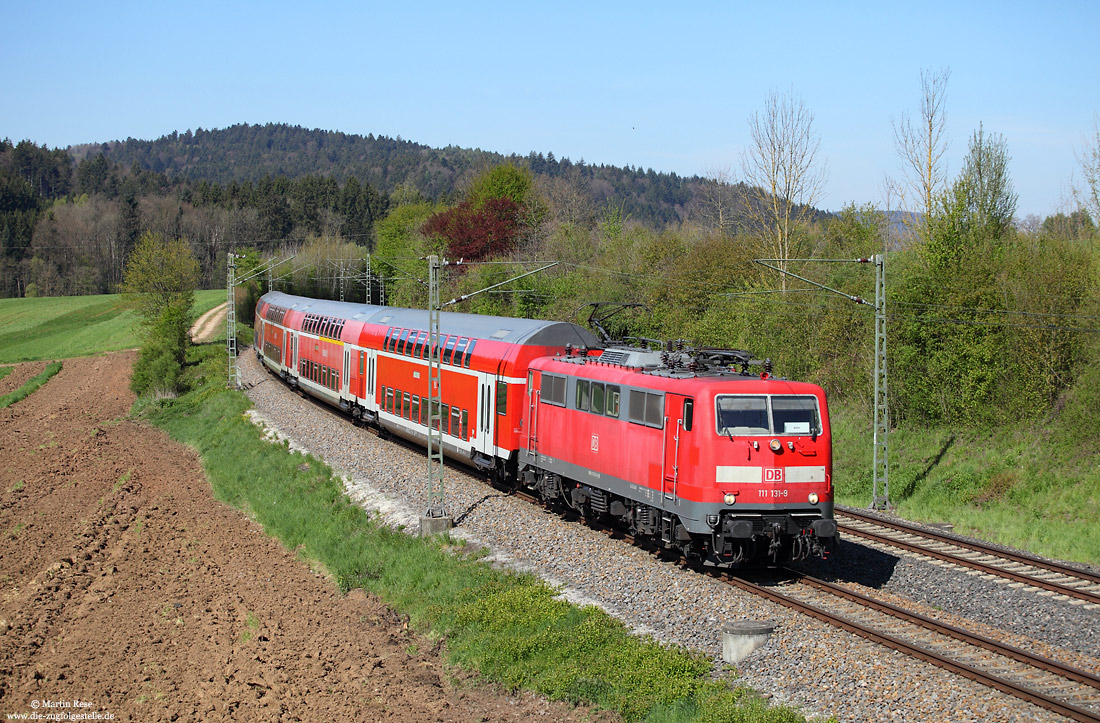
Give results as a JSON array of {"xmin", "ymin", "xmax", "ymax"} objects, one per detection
[
  {"xmin": 254, "ymin": 290, "xmax": 837, "ymax": 566},
  {"xmin": 254, "ymin": 291, "xmax": 600, "ymax": 475}
]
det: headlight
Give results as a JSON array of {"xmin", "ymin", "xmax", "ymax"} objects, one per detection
[
  {"xmin": 769, "ymin": 439, "xmax": 782, "ymax": 452},
  {"xmin": 808, "ymin": 493, "xmax": 819, "ymax": 504},
  {"xmin": 724, "ymin": 493, "xmax": 737, "ymax": 505}
]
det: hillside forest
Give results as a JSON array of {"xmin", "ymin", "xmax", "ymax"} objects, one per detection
[{"xmin": 2, "ymin": 114, "xmax": 1099, "ymax": 508}]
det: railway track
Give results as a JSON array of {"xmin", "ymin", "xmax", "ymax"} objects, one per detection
[
  {"xmin": 724, "ymin": 570, "xmax": 1100, "ymax": 722},
  {"xmin": 510, "ymin": 491, "xmax": 1100, "ymax": 721},
  {"xmin": 836, "ymin": 506, "xmax": 1100, "ymax": 608}
]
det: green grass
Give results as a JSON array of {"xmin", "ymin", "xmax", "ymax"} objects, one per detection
[
  {"xmin": 0, "ymin": 367, "xmax": 12, "ymax": 382},
  {"xmin": 0, "ymin": 289, "xmax": 225, "ymax": 363},
  {"xmin": 135, "ymin": 342, "xmax": 803, "ymax": 723},
  {"xmin": 0, "ymin": 361, "xmax": 63, "ymax": 409},
  {"xmin": 832, "ymin": 401, "xmax": 1100, "ymax": 565}
]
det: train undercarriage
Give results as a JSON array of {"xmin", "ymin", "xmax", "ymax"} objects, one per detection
[{"xmin": 517, "ymin": 466, "xmax": 836, "ymax": 568}]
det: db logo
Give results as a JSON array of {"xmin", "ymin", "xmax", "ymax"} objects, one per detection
[
  {"xmin": 591, "ymin": 435, "xmax": 599, "ymax": 452},
  {"xmin": 764, "ymin": 468, "xmax": 784, "ymax": 483}
]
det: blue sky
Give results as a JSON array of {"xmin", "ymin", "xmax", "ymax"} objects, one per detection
[{"xmin": 3, "ymin": 1, "xmax": 1097, "ymax": 218}]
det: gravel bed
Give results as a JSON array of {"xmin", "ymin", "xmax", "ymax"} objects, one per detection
[{"xmin": 240, "ymin": 352, "xmax": 1094, "ymax": 722}]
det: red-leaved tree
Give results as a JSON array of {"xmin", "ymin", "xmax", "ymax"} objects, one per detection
[{"xmin": 421, "ymin": 197, "xmax": 520, "ymax": 260}]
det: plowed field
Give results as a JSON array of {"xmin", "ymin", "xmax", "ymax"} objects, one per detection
[{"xmin": 0, "ymin": 353, "xmax": 593, "ymax": 721}]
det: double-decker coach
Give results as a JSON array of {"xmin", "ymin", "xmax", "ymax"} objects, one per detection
[{"xmin": 255, "ymin": 291, "xmax": 600, "ymax": 480}]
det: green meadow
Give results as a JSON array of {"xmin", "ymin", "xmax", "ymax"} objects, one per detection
[{"xmin": 0, "ymin": 289, "xmax": 225, "ymax": 363}]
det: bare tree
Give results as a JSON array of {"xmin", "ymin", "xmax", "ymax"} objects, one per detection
[
  {"xmin": 697, "ymin": 164, "xmax": 741, "ymax": 236},
  {"xmin": 892, "ymin": 67, "xmax": 952, "ymax": 240},
  {"xmin": 740, "ymin": 89, "xmax": 828, "ymax": 287}
]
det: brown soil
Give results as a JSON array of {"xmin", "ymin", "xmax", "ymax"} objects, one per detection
[
  {"xmin": 0, "ymin": 362, "xmax": 48, "ymax": 397},
  {"xmin": 0, "ymin": 353, "xmax": 603, "ymax": 722}
]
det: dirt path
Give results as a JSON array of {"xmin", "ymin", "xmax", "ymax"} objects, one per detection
[
  {"xmin": 190, "ymin": 302, "xmax": 227, "ymax": 343},
  {"xmin": 0, "ymin": 354, "xmax": 599, "ymax": 722}
]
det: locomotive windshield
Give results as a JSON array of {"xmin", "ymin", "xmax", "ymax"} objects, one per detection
[{"xmin": 716, "ymin": 395, "xmax": 821, "ymax": 436}]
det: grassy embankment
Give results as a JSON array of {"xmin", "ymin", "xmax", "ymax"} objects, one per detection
[
  {"xmin": 135, "ymin": 335, "xmax": 803, "ymax": 723},
  {"xmin": 0, "ymin": 289, "xmax": 225, "ymax": 363},
  {"xmin": 831, "ymin": 401, "xmax": 1100, "ymax": 565}
]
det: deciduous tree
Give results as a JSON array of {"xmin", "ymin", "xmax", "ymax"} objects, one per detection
[
  {"xmin": 892, "ymin": 67, "xmax": 952, "ymax": 242},
  {"xmin": 740, "ymin": 88, "xmax": 827, "ymax": 287},
  {"xmin": 122, "ymin": 231, "xmax": 200, "ymax": 395}
]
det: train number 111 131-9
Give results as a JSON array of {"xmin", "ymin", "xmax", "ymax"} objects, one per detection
[{"xmin": 758, "ymin": 489, "xmax": 788, "ymax": 498}]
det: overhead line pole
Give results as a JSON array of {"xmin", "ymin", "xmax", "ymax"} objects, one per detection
[
  {"xmin": 421, "ymin": 254, "xmax": 451, "ymax": 536},
  {"xmin": 753, "ymin": 255, "xmax": 891, "ymax": 510},
  {"xmin": 416, "ymin": 258, "xmax": 561, "ymax": 536}
]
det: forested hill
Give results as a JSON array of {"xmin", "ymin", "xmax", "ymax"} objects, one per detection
[{"xmin": 70, "ymin": 122, "xmax": 708, "ymax": 227}]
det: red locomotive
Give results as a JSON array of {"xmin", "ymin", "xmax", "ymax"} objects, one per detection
[{"xmin": 255, "ymin": 290, "xmax": 837, "ymax": 566}]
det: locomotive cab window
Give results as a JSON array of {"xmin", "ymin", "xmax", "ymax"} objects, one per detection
[
  {"xmin": 716, "ymin": 395, "xmax": 821, "ymax": 436},
  {"xmin": 716, "ymin": 396, "xmax": 768, "ymax": 435},
  {"xmin": 772, "ymin": 396, "xmax": 822, "ymax": 435}
]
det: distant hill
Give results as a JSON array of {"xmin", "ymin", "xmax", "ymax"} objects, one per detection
[{"xmin": 68, "ymin": 122, "xmax": 796, "ymax": 229}]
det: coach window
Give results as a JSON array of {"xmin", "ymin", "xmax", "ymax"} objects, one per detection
[
  {"xmin": 397, "ymin": 329, "xmax": 410, "ymax": 355},
  {"xmin": 460, "ymin": 409, "xmax": 469, "ymax": 440},
  {"xmin": 411, "ymin": 396, "xmax": 420, "ymax": 424},
  {"xmin": 385, "ymin": 388, "xmax": 394, "ymax": 413},
  {"xmin": 412, "ymin": 331, "xmax": 425, "ymax": 359},
  {"xmin": 402, "ymin": 392, "xmax": 410, "ymax": 419},
  {"xmin": 575, "ymin": 379, "xmax": 590, "ymax": 411},
  {"xmin": 591, "ymin": 383, "xmax": 605, "ymax": 415},
  {"xmin": 606, "ymin": 385, "xmax": 621, "ymax": 418},
  {"xmin": 683, "ymin": 399, "xmax": 694, "ymax": 431},
  {"xmin": 451, "ymin": 407, "xmax": 461, "ymax": 437},
  {"xmin": 453, "ymin": 338, "xmax": 469, "ymax": 367},
  {"xmin": 321, "ymin": 366, "xmax": 329, "ymax": 388},
  {"xmin": 441, "ymin": 404, "xmax": 451, "ymax": 434},
  {"xmin": 359, "ymin": 351, "xmax": 365, "ymax": 377},
  {"xmin": 443, "ymin": 336, "xmax": 458, "ymax": 365},
  {"xmin": 420, "ymin": 396, "xmax": 429, "ymax": 425},
  {"xmin": 463, "ymin": 339, "xmax": 476, "ymax": 367},
  {"xmin": 496, "ymin": 380, "xmax": 508, "ymax": 415}
]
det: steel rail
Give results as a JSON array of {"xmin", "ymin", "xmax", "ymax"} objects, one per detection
[
  {"xmin": 839, "ymin": 506, "xmax": 1100, "ymax": 586},
  {"xmin": 837, "ymin": 509, "xmax": 1100, "ymax": 606},
  {"xmin": 722, "ymin": 573, "xmax": 1100, "ymax": 723},
  {"xmin": 797, "ymin": 574, "xmax": 1100, "ymax": 689}
]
